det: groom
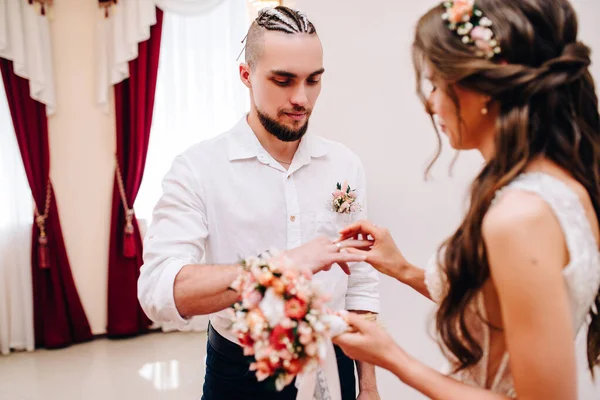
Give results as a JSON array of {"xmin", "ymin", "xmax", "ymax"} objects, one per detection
[{"xmin": 138, "ymin": 6, "xmax": 380, "ymax": 400}]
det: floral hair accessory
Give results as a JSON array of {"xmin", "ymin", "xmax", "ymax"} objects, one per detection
[{"xmin": 441, "ymin": 0, "xmax": 501, "ymax": 59}]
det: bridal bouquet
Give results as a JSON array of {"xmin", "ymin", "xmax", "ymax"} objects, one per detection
[{"xmin": 228, "ymin": 251, "xmax": 348, "ymax": 391}]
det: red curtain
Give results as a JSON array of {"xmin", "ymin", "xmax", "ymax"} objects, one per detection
[
  {"xmin": 0, "ymin": 58, "xmax": 92, "ymax": 348},
  {"xmin": 107, "ymin": 9, "xmax": 164, "ymax": 337}
]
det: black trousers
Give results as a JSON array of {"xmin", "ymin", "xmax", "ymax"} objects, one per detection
[{"xmin": 201, "ymin": 323, "xmax": 356, "ymax": 400}]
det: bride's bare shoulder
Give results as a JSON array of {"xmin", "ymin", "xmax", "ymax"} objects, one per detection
[{"xmin": 482, "ymin": 189, "xmax": 568, "ymax": 271}]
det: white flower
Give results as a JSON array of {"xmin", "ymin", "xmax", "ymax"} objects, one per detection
[
  {"xmin": 251, "ymin": 320, "xmax": 265, "ymax": 338},
  {"xmin": 480, "ymin": 17, "xmax": 492, "ymax": 27},
  {"xmin": 246, "ymin": 256, "xmax": 260, "ymax": 269},
  {"xmin": 259, "ymin": 288, "xmax": 286, "ymax": 326},
  {"xmin": 254, "ymin": 340, "xmax": 270, "ymax": 360},
  {"xmin": 312, "ymin": 321, "xmax": 325, "ymax": 334}
]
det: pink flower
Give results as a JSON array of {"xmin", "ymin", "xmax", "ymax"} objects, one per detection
[
  {"xmin": 285, "ymin": 298, "xmax": 308, "ymax": 320},
  {"xmin": 348, "ymin": 191, "xmax": 357, "ymax": 199},
  {"xmin": 332, "ymin": 190, "xmax": 344, "ymax": 198},
  {"xmin": 280, "ymin": 317, "xmax": 294, "ymax": 329},
  {"xmin": 243, "ymin": 290, "xmax": 263, "ymax": 309},
  {"xmin": 339, "ymin": 201, "xmax": 350, "ymax": 213},
  {"xmin": 470, "ymin": 26, "xmax": 494, "ymax": 56},
  {"xmin": 471, "ymin": 26, "xmax": 493, "ymax": 41}
]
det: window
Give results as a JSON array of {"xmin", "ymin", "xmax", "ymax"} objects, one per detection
[
  {"xmin": 135, "ymin": 0, "xmax": 250, "ymax": 226},
  {"xmin": 0, "ymin": 75, "xmax": 34, "ymax": 355}
]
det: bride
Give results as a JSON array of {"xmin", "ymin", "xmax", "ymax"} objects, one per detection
[{"xmin": 330, "ymin": 0, "xmax": 600, "ymax": 398}]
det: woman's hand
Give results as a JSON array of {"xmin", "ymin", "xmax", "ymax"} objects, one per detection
[
  {"xmin": 283, "ymin": 236, "xmax": 373, "ymax": 275},
  {"xmin": 333, "ymin": 313, "xmax": 405, "ymax": 372},
  {"xmin": 337, "ymin": 220, "xmax": 409, "ymax": 280}
]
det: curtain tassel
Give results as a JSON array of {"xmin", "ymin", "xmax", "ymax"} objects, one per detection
[
  {"xmin": 37, "ymin": 231, "xmax": 50, "ymax": 269},
  {"xmin": 35, "ymin": 180, "xmax": 53, "ymax": 269},
  {"xmin": 123, "ymin": 210, "xmax": 136, "ymax": 258}
]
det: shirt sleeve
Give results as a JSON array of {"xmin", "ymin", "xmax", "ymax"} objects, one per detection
[
  {"xmin": 138, "ymin": 154, "xmax": 209, "ymax": 329},
  {"xmin": 345, "ymin": 158, "xmax": 380, "ymax": 313}
]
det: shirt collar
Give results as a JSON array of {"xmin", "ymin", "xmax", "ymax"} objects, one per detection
[{"xmin": 227, "ymin": 115, "xmax": 330, "ymax": 162}]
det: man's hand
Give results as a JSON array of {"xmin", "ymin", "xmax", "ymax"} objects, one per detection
[{"xmin": 283, "ymin": 236, "xmax": 372, "ymax": 275}]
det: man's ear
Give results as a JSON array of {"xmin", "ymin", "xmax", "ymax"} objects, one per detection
[{"xmin": 240, "ymin": 63, "xmax": 252, "ymax": 89}]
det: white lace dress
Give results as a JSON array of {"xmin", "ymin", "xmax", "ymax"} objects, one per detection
[{"xmin": 424, "ymin": 173, "xmax": 600, "ymax": 397}]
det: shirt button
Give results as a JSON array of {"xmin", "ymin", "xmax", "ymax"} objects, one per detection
[{"xmin": 290, "ymin": 216, "xmax": 296, "ymax": 222}]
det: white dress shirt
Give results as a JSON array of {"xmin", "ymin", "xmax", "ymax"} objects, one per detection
[{"xmin": 138, "ymin": 116, "xmax": 380, "ymax": 344}]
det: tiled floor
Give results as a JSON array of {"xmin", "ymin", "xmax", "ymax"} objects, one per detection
[
  {"xmin": 2, "ymin": 328, "xmax": 599, "ymax": 400},
  {"xmin": 0, "ymin": 331, "xmax": 207, "ymax": 400}
]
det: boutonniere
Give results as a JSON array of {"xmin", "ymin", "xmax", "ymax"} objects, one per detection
[{"xmin": 331, "ymin": 181, "xmax": 362, "ymax": 214}]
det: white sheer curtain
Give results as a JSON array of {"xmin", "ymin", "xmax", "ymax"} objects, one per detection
[
  {"xmin": 95, "ymin": 0, "xmax": 230, "ymax": 110},
  {"xmin": 0, "ymin": 76, "xmax": 35, "ymax": 355},
  {"xmin": 135, "ymin": 0, "xmax": 250, "ymax": 332}
]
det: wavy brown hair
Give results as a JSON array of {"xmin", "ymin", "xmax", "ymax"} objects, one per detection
[{"xmin": 412, "ymin": 0, "xmax": 600, "ymax": 373}]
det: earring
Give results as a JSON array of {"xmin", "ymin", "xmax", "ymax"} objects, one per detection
[{"xmin": 481, "ymin": 107, "xmax": 488, "ymax": 115}]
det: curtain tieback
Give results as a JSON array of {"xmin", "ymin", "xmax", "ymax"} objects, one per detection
[
  {"xmin": 34, "ymin": 179, "xmax": 52, "ymax": 269},
  {"xmin": 115, "ymin": 157, "xmax": 137, "ymax": 258}
]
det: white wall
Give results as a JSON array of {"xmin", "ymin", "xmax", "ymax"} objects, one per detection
[
  {"xmin": 296, "ymin": 0, "xmax": 600, "ymax": 399},
  {"xmin": 47, "ymin": 0, "xmax": 116, "ymax": 335}
]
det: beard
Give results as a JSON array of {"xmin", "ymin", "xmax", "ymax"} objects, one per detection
[{"xmin": 256, "ymin": 107, "xmax": 310, "ymax": 142}]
